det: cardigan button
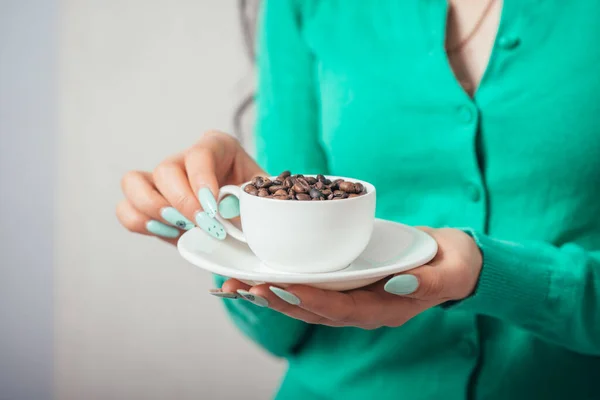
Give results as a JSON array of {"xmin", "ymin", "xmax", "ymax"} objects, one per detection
[
  {"xmin": 460, "ymin": 339, "xmax": 478, "ymax": 357},
  {"xmin": 467, "ymin": 184, "xmax": 481, "ymax": 202},
  {"xmin": 498, "ymin": 35, "xmax": 520, "ymax": 50},
  {"xmin": 458, "ymin": 105, "xmax": 475, "ymax": 123}
]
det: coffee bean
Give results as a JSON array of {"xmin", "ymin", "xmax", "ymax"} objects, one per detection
[
  {"xmin": 277, "ymin": 170, "xmax": 291, "ymax": 181},
  {"xmin": 292, "ymin": 178, "xmax": 311, "ymax": 193},
  {"xmin": 339, "ymin": 181, "xmax": 357, "ymax": 193},
  {"xmin": 244, "ymin": 184, "xmax": 258, "ymax": 196},
  {"xmin": 283, "ymin": 177, "xmax": 293, "ymax": 188},
  {"xmin": 309, "ymin": 188, "xmax": 323, "ymax": 199},
  {"xmin": 269, "ymin": 185, "xmax": 285, "ymax": 194},
  {"xmin": 250, "ymin": 172, "xmax": 367, "ymax": 201}
]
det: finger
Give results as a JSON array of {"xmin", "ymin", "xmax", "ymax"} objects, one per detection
[
  {"xmin": 116, "ymin": 199, "xmax": 180, "ymax": 243},
  {"xmin": 276, "ymin": 285, "xmax": 391, "ymax": 326},
  {"xmin": 121, "ymin": 170, "xmax": 193, "ymax": 230},
  {"xmin": 250, "ymin": 284, "xmax": 343, "ymax": 326},
  {"xmin": 384, "ymin": 265, "xmax": 451, "ymax": 303},
  {"xmin": 153, "ymin": 158, "xmax": 202, "ymax": 224},
  {"xmin": 220, "ymin": 280, "xmax": 339, "ymax": 326}
]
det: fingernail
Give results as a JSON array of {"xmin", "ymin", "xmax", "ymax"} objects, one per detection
[
  {"xmin": 209, "ymin": 289, "xmax": 240, "ymax": 299},
  {"xmin": 218, "ymin": 195, "xmax": 240, "ymax": 219},
  {"xmin": 384, "ymin": 275, "xmax": 419, "ymax": 295},
  {"xmin": 198, "ymin": 187, "xmax": 218, "ymax": 218},
  {"xmin": 237, "ymin": 290, "xmax": 269, "ymax": 307},
  {"xmin": 196, "ymin": 212, "xmax": 226, "ymax": 240},
  {"xmin": 160, "ymin": 207, "xmax": 194, "ymax": 230},
  {"xmin": 269, "ymin": 286, "xmax": 300, "ymax": 305},
  {"xmin": 146, "ymin": 220, "xmax": 180, "ymax": 238}
]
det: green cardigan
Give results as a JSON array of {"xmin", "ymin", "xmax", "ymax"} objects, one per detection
[{"xmin": 216, "ymin": 1, "xmax": 600, "ymax": 398}]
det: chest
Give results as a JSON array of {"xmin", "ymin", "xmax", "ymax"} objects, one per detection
[{"xmin": 301, "ymin": 0, "xmax": 600, "ymax": 200}]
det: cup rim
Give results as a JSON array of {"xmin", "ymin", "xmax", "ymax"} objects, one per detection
[{"xmin": 240, "ymin": 175, "xmax": 376, "ymax": 204}]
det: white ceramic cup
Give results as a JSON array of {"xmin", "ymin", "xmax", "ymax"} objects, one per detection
[{"xmin": 215, "ymin": 176, "xmax": 376, "ymax": 273}]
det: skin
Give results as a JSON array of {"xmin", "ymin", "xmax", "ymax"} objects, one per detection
[
  {"xmin": 117, "ymin": 3, "xmax": 498, "ymax": 327},
  {"xmin": 117, "ymin": 131, "xmax": 482, "ymax": 328}
]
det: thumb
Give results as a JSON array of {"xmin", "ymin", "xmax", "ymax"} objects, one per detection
[{"xmin": 383, "ymin": 265, "xmax": 449, "ymax": 301}]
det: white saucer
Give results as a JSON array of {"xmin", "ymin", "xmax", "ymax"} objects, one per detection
[{"xmin": 178, "ymin": 219, "xmax": 438, "ymax": 291}]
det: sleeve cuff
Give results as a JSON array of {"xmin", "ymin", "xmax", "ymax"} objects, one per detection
[{"xmin": 448, "ymin": 230, "xmax": 558, "ymax": 324}]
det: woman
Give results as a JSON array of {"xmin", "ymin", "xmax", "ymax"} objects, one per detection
[{"xmin": 117, "ymin": 1, "xmax": 600, "ymax": 399}]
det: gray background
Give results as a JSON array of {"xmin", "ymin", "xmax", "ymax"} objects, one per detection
[
  {"xmin": 1, "ymin": 1, "xmax": 56, "ymax": 399},
  {"xmin": 2, "ymin": 1, "xmax": 283, "ymax": 399}
]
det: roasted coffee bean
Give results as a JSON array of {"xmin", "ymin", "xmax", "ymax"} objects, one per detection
[
  {"xmin": 269, "ymin": 185, "xmax": 285, "ymax": 194},
  {"xmin": 250, "ymin": 172, "xmax": 366, "ymax": 201},
  {"xmin": 253, "ymin": 176, "xmax": 273, "ymax": 189},
  {"xmin": 244, "ymin": 184, "xmax": 258, "ymax": 196},
  {"xmin": 283, "ymin": 177, "xmax": 293, "ymax": 188},
  {"xmin": 277, "ymin": 170, "xmax": 291, "ymax": 181},
  {"xmin": 309, "ymin": 188, "xmax": 323, "ymax": 199},
  {"xmin": 339, "ymin": 181, "xmax": 357, "ymax": 193},
  {"xmin": 292, "ymin": 178, "xmax": 311, "ymax": 193}
]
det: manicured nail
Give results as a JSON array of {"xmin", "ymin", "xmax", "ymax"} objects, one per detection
[
  {"xmin": 209, "ymin": 289, "xmax": 240, "ymax": 299},
  {"xmin": 160, "ymin": 207, "xmax": 194, "ymax": 230},
  {"xmin": 269, "ymin": 286, "xmax": 300, "ymax": 305},
  {"xmin": 146, "ymin": 220, "xmax": 180, "ymax": 238},
  {"xmin": 218, "ymin": 195, "xmax": 240, "ymax": 219},
  {"xmin": 384, "ymin": 275, "xmax": 419, "ymax": 295},
  {"xmin": 195, "ymin": 211, "xmax": 226, "ymax": 240},
  {"xmin": 198, "ymin": 187, "xmax": 218, "ymax": 218},
  {"xmin": 237, "ymin": 290, "xmax": 269, "ymax": 307}
]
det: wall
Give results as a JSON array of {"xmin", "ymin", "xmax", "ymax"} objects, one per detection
[
  {"xmin": 0, "ymin": 1, "xmax": 57, "ymax": 399},
  {"xmin": 56, "ymin": 1, "xmax": 282, "ymax": 399}
]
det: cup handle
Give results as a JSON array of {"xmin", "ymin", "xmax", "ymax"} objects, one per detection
[{"xmin": 215, "ymin": 185, "xmax": 247, "ymax": 243}]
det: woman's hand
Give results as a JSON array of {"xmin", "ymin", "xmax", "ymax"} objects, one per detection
[
  {"xmin": 116, "ymin": 131, "xmax": 264, "ymax": 244},
  {"xmin": 218, "ymin": 228, "xmax": 482, "ymax": 329}
]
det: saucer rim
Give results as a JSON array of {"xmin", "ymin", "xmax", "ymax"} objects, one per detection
[{"xmin": 178, "ymin": 219, "xmax": 438, "ymax": 284}]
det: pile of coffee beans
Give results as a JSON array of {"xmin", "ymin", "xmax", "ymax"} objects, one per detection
[{"xmin": 243, "ymin": 171, "xmax": 367, "ymax": 201}]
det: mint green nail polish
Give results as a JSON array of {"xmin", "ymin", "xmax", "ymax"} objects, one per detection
[
  {"xmin": 198, "ymin": 187, "xmax": 218, "ymax": 218},
  {"xmin": 237, "ymin": 290, "xmax": 269, "ymax": 307},
  {"xmin": 196, "ymin": 212, "xmax": 226, "ymax": 240},
  {"xmin": 160, "ymin": 207, "xmax": 194, "ymax": 230},
  {"xmin": 146, "ymin": 220, "xmax": 180, "ymax": 238},
  {"xmin": 269, "ymin": 286, "xmax": 300, "ymax": 305},
  {"xmin": 209, "ymin": 289, "xmax": 240, "ymax": 299},
  {"xmin": 218, "ymin": 195, "xmax": 240, "ymax": 219},
  {"xmin": 384, "ymin": 275, "xmax": 419, "ymax": 295}
]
